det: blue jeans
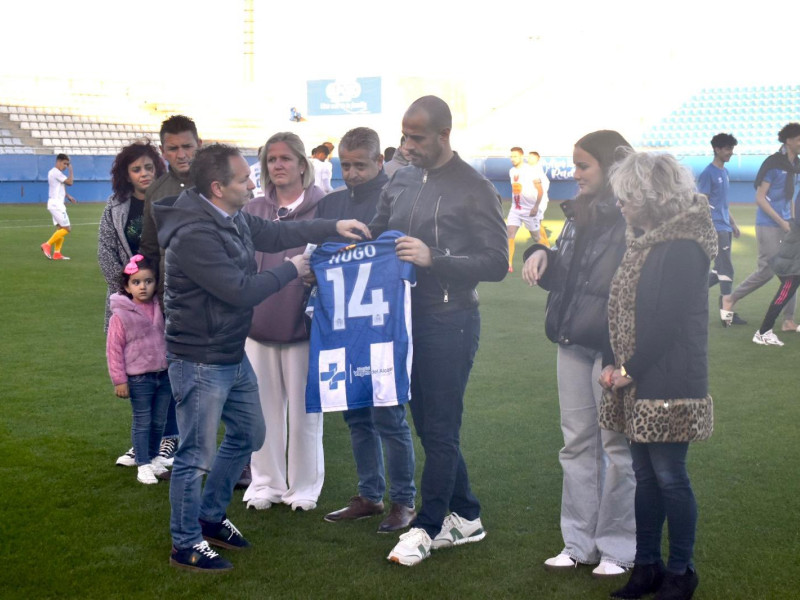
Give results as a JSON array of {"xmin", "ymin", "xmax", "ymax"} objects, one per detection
[
  {"xmin": 409, "ymin": 307, "xmax": 481, "ymax": 538},
  {"xmin": 343, "ymin": 403, "xmax": 416, "ymax": 506},
  {"xmin": 167, "ymin": 354, "xmax": 266, "ymax": 549},
  {"xmin": 162, "ymin": 396, "xmax": 179, "ymax": 439},
  {"xmin": 127, "ymin": 370, "xmax": 172, "ymax": 466},
  {"xmin": 630, "ymin": 441, "xmax": 696, "ymax": 574}
]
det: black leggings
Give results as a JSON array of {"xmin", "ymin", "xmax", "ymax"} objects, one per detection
[{"xmin": 760, "ymin": 276, "xmax": 800, "ymax": 334}]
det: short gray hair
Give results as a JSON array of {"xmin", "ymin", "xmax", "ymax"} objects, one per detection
[
  {"xmin": 339, "ymin": 127, "xmax": 381, "ymax": 160},
  {"xmin": 609, "ymin": 151, "xmax": 697, "ymax": 224}
]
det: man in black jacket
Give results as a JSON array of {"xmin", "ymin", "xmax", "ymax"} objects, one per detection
[
  {"xmin": 154, "ymin": 144, "xmax": 369, "ymax": 573},
  {"xmin": 374, "ymin": 96, "xmax": 508, "ymax": 566}
]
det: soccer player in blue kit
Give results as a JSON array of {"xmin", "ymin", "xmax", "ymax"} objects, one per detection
[
  {"xmin": 370, "ymin": 96, "xmax": 508, "ymax": 566},
  {"xmin": 698, "ymin": 133, "xmax": 746, "ymax": 326}
]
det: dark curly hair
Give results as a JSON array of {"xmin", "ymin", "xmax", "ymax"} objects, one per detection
[
  {"xmin": 110, "ymin": 141, "xmax": 165, "ymax": 199},
  {"xmin": 778, "ymin": 122, "xmax": 800, "ymax": 144}
]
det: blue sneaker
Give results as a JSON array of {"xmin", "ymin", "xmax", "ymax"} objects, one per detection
[
  {"xmin": 200, "ymin": 517, "xmax": 251, "ymax": 550},
  {"xmin": 170, "ymin": 541, "xmax": 232, "ymax": 573}
]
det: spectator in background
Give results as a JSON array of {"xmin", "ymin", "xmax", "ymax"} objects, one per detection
[
  {"xmin": 40, "ymin": 153, "xmax": 76, "ymax": 261},
  {"xmin": 98, "ymin": 141, "xmax": 165, "ymax": 332},
  {"xmin": 242, "ymin": 132, "xmax": 327, "ymax": 512},
  {"xmin": 602, "ymin": 151, "xmax": 715, "ymax": 600},
  {"xmin": 318, "ymin": 127, "xmax": 417, "ymax": 533},
  {"xmin": 384, "ymin": 146, "xmax": 396, "ymax": 162},
  {"xmin": 384, "ymin": 136, "xmax": 410, "ymax": 177},
  {"xmin": 139, "ymin": 115, "xmax": 202, "ymax": 298},
  {"xmin": 522, "ymin": 130, "xmax": 636, "ymax": 577},
  {"xmin": 699, "ymin": 133, "xmax": 745, "ymax": 326},
  {"xmin": 311, "ymin": 145, "xmax": 333, "ymax": 193},
  {"xmin": 129, "ymin": 115, "xmax": 202, "ymax": 473},
  {"xmin": 528, "ymin": 151, "xmax": 541, "ymax": 166},
  {"xmin": 722, "ymin": 122, "xmax": 800, "ymax": 330}
]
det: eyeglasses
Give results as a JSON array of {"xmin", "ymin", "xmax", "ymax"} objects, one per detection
[{"xmin": 274, "ymin": 206, "xmax": 291, "ymax": 221}]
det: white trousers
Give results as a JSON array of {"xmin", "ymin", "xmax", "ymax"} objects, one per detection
[{"xmin": 242, "ymin": 339, "xmax": 324, "ymax": 507}]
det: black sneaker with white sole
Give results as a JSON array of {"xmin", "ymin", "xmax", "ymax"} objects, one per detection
[
  {"xmin": 170, "ymin": 541, "xmax": 232, "ymax": 573},
  {"xmin": 200, "ymin": 516, "xmax": 251, "ymax": 550},
  {"xmin": 158, "ymin": 437, "xmax": 178, "ymax": 466}
]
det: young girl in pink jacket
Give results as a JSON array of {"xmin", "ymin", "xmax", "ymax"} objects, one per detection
[{"xmin": 106, "ymin": 255, "xmax": 173, "ymax": 485}]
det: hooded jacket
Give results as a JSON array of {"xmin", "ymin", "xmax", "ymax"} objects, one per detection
[
  {"xmin": 370, "ymin": 152, "xmax": 508, "ymax": 314},
  {"xmin": 245, "ymin": 184, "xmax": 325, "ymax": 344},
  {"xmin": 106, "ymin": 293, "xmax": 167, "ymax": 385},
  {"xmin": 153, "ymin": 188, "xmax": 338, "ymax": 364}
]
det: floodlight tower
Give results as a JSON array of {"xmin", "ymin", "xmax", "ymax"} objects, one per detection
[{"xmin": 244, "ymin": 0, "xmax": 255, "ymax": 83}]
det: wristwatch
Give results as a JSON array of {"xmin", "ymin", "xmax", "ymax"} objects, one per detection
[{"xmin": 620, "ymin": 365, "xmax": 630, "ymax": 379}]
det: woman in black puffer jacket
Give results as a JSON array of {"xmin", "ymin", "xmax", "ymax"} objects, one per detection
[{"xmin": 522, "ymin": 130, "xmax": 636, "ymax": 576}]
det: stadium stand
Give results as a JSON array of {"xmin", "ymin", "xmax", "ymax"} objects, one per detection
[
  {"xmin": 0, "ymin": 104, "xmax": 160, "ymax": 155},
  {"xmin": 639, "ymin": 84, "xmax": 800, "ymax": 155}
]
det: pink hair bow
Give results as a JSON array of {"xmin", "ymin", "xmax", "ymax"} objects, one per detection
[{"xmin": 124, "ymin": 254, "xmax": 144, "ymax": 275}]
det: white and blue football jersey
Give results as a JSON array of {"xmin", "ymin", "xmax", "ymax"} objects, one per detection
[{"xmin": 306, "ymin": 230, "xmax": 415, "ymax": 413}]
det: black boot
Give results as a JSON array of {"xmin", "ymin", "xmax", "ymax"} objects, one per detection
[
  {"xmin": 654, "ymin": 567, "xmax": 699, "ymax": 600},
  {"xmin": 610, "ymin": 562, "xmax": 666, "ymax": 599}
]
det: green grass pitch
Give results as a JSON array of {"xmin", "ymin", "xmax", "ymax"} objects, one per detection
[{"xmin": 0, "ymin": 202, "xmax": 798, "ymax": 599}]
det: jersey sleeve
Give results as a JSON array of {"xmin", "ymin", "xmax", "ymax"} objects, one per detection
[{"xmin": 696, "ymin": 168, "xmax": 712, "ymax": 196}]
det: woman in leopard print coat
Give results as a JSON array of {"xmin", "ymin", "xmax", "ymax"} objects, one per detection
[{"xmin": 602, "ymin": 151, "xmax": 716, "ymax": 600}]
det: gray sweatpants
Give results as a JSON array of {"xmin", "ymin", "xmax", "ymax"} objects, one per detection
[
  {"xmin": 555, "ymin": 343, "xmax": 636, "ymax": 566},
  {"xmin": 731, "ymin": 224, "xmax": 796, "ymax": 320}
]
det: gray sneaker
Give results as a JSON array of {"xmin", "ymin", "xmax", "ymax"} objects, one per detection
[{"xmin": 431, "ymin": 512, "xmax": 486, "ymax": 549}]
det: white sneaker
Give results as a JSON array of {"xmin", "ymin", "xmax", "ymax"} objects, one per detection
[
  {"xmin": 431, "ymin": 512, "xmax": 487, "ymax": 549},
  {"xmin": 592, "ymin": 560, "xmax": 629, "ymax": 577},
  {"xmin": 246, "ymin": 498, "xmax": 273, "ymax": 510},
  {"xmin": 137, "ymin": 464, "xmax": 158, "ymax": 485},
  {"xmin": 753, "ymin": 329, "xmax": 784, "ymax": 346},
  {"xmin": 149, "ymin": 459, "xmax": 169, "ymax": 476},
  {"xmin": 151, "ymin": 455, "xmax": 172, "ymax": 470},
  {"xmin": 116, "ymin": 447, "xmax": 136, "ymax": 467},
  {"xmin": 291, "ymin": 500, "xmax": 317, "ymax": 512},
  {"xmin": 544, "ymin": 552, "xmax": 579, "ymax": 570},
  {"xmin": 387, "ymin": 527, "xmax": 432, "ymax": 566}
]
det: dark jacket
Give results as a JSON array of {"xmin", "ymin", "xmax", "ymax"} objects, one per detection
[
  {"xmin": 771, "ymin": 222, "xmax": 800, "ymax": 277},
  {"xmin": 370, "ymin": 153, "xmax": 508, "ymax": 313},
  {"xmin": 524, "ymin": 194, "xmax": 627, "ymax": 351},
  {"xmin": 244, "ymin": 184, "xmax": 326, "ymax": 344},
  {"xmin": 626, "ymin": 240, "xmax": 711, "ymax": 398},
  {"xmin": 607, "ymin": 194, "xmax": 717, "ymax": 404},
  {"xmin": 317, "ymin": 170, "xmax": 387, "ymax": 239},
  {"xmin": 153, "ymin": 188, "xmax": 338, "ymax": 364}
]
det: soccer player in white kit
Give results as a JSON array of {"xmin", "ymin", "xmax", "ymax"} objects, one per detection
[
  {"xmin": 507, "ymin": 147, "xmax": 548, "ymax": 272},
  {"xmin": 41, "ymin": 153, "xmax": 77, "ymax": 260}
]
